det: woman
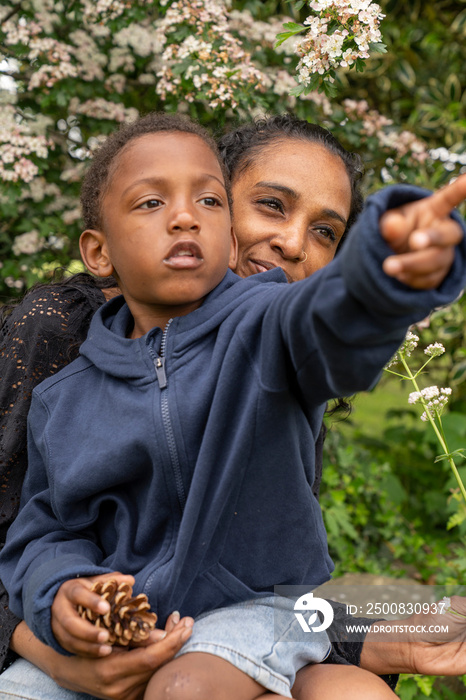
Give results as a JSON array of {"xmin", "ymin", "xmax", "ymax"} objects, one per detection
[{"xmin": 0, "ymin": 114, "xmax": 465, "ymax": 699}]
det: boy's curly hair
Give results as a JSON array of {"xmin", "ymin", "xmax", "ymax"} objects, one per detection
[{"xmin": 80, "ymin": 112, "xmax": 229, "ymax": 230}]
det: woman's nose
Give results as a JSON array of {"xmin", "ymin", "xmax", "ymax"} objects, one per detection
[{"xmin": 270, "ymin": 226, "xmax": 306, "ymax": 261}]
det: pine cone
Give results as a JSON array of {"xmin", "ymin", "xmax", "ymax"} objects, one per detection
[{"xmin": 78, "ymin": 580, "xmax": 158, "ymax": 646}]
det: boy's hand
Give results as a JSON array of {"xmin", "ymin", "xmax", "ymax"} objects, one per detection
[
  {"xmin": 52, "ymin": 572, "xmax": 135, "ymax": 657},
  {"xmin": 381, "ymin": 173, "xmax": 466, "ymax": 289}
]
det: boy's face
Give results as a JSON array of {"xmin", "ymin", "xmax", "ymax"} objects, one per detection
[{"xmin": 87, "ymin": 132, "xmax": 235, "ymax": 336}]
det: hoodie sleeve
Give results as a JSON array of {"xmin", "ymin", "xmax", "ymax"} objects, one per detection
[
  {"xmin": 257, "ymin": 185, "xmax": 466, "ymax": 404},
  {"xmin": 0, "ymin": 391, "xmax": 112, "ymax": 655}
]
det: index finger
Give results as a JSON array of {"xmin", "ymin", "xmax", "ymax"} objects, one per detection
[{"xmin": 428, "ymin": 173, "xmax": 466, "ymax": 219}]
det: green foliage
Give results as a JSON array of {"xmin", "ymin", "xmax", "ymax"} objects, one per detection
[
  {"xmin": 323, "ymin": 296, "xmax": 466, "ymax": 585},
  {"xmin": 320, "ymin": 427, "xmax": 410, "ymax": 576},
  {"xmin": 397, "ymin": 674, "xmax": 466, "ymax": 700}
]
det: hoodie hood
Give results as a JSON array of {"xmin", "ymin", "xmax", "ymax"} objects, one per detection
[{"xmin": 80, "ymin": 268, "xmax": 287, "ymax": 380}]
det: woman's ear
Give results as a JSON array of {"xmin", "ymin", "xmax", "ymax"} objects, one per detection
[
  {"xmin": 80, "ymin": 230, "xmax": 114, "ymax": 278},
  {"xmin": 228, "ymin": 227, "xmax": 238, "ymax": 270}
]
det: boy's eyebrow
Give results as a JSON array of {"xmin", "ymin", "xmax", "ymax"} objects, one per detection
[
  {"xmin": 253, "ymin": 181, "xmax": 348, "ymax": 226},
  {"xmin": 122, "ymin": 173, "xmax": 226, "ymax": 196}
]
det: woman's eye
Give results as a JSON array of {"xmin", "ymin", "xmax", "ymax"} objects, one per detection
[
  {"xmin": 139, "ymin": 199, "xmax": 162, "ymax": 209},
  {"xmin": 314, "ymin": 225, "xmax": 337, "ymax": 242},
  {"xmin": 256, "ymin": 198, "xmax": 284, "ymax": 214}
]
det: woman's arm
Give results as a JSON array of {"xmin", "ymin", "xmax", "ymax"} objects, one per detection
[
  {"xmin": 11, "ymin": 615, "xmax": 193, "ymax": 700},
  {"xmin": 323, "ymin": 600, "xmax": 398, "ymax": 691},
  {"xmin": 360, "ymin": 595, "xmax": 466, "ymax": 677},
  {"xmin": 0, "ymin": 281, "xmax": 106, "ymax": 669}
]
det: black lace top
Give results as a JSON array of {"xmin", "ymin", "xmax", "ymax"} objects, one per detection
[
  {"xmin": 0, "ymin": 275, "xmax": 108, "ymax": 670},
  {"xmin": 0, "ymin": 275, "xmax": 397, "ymax": 691}
]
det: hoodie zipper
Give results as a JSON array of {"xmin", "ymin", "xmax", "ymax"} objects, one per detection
[{"xmin": 149, "ymin": 320, "xmax": 186, "ymax": 510}]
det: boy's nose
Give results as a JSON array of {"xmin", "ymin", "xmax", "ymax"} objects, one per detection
[{"xmin": 168, "ymin": 206, "xmax": 200, "ymax": 234}]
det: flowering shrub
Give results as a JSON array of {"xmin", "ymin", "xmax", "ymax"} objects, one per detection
[
  {"xmin": 155, "ymin": 1, "xmax": 265, "ymax": 110},
  {"xmin": 0, "ymin": 105, "xmax": 52, "ymax": 183},
  {"xmin": 0, "ymin": 0, "xmax": 465, "ymax": 297},
  {"xmin": 276, "ymin": 0, "xmax": 386, "ymax": 96}
]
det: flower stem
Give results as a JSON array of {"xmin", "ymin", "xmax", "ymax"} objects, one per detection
[{"xmin": 399, "ymin": 355, "xmax": 466, "ymax": 505}]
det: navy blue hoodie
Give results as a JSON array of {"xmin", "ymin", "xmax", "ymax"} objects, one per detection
[{"xmin": 1, "ymin": 186, "xmax": 466, "ymax": 654}]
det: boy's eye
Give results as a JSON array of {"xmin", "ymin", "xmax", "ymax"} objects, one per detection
[
  {"xmin": 139, "ymin": 199, "xmax": 162, "ymax": 209},
  {"xmin": 256, "ymin": 198, "xmax": 285, "ymax": 214},
  {"xmin": 200, "ymin": 196, "xmax": 221, "ymax": 207}
]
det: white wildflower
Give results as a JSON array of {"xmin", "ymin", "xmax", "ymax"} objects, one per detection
[
  {"xmin": 424, "ymin": 343, "xmax": 446, "ymax": 357},
  {"xmin": 402, "ymin": 331, "xmax": 419, "ymax": 357},
  {"xmin": 421, "ymin": 386, "xmax": 440, "ymax": 400}
]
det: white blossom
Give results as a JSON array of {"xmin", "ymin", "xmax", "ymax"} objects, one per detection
[
  {"xmin": 155, "ymin": 0, "xmax": 265, "ymax": 109},
  {"xmin": 409, "ymin": 385, "xmax": 452, "ymax": 421},
  {"xmin": 402, "ymin": 331, "xmax": 419, "ymax": 356},
  {"xmin": 12, "ymin": 230, "xmax": 44, "ymax": 256},
  {"xmin": 0, "ymin": 106, "xmax": 52, "ymax": 184},
  {"xmin": 424, "ymin": 343, "xmax": 446, "ymax": 357},
  {"xmin": 288, "ymin": 0, "xmax": 385, "ymax": 88}
]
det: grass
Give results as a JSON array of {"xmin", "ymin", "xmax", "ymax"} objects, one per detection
[{"xmin": 333, "ymin": 374, "xmax": 413, "ymax": 439}]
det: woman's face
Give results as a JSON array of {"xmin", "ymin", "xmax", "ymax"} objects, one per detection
[{"xmin": 231, "ymin": 138, "xmax": 352, "ymax": 283}]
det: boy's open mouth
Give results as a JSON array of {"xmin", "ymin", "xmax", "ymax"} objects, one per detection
[{"xmin": 164, "ymin": 241, "xmax": 203, "ymax": 269}]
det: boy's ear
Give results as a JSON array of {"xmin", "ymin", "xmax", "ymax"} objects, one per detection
[
  {"xmin": 80, "ymin": 230, "xmax": 114, "ymax": 278},
  {"xmin": 228, "ymin": 227, "xmax": 238, "ymax": 270}
]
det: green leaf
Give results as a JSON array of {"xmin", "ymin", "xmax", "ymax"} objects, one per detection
[
  {"xmin": 396, "ymin": 676, "xmax": 419, "ymax": 700},
  {"xmin": 286, "ymin": 0, "xmax": 306, "ymax": 10},
  {"xmin": 397, "ymin": 60, "xmax": 417, "ymax": 88},
  {"xmin": 433, "ymin": 449, "xmax": 466, "ymax": 463},
  {"xmin": 414, "ymin": 674, "xmax": 435, "ymax": 695},
  {"xmin": 275, "ymin": 28, "xmax": 304, "ymax": 47},
  {"xmin": 282, "ymin": 22, "xmax": 305, "ymax": 31},
  {"xmin": 369, "ymin": 41, "xmax": 387, "ymax": 54},
  {"xmin": 355, "ymin": 58, "xmax": 366, "ymax": 72},
  {"xmin": 289, "ymin": 84, "xmax": 305, "ymax": 97},
  {"xmin": 450, "ymin": 360, "xmax": 466, "ymax": 386},
  {"xmin": 447, "ymin": 510, "xmax": 466, "ymax": 529},
  {"xmin": 322, "ymin": 81, "xmax": 339, "ymax": 98}
]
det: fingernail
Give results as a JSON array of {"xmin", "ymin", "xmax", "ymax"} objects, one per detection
[
  {"xmin": 171, "ymin": 610, "xmax": 180, "ymax": 624},
  {"xmin": 99, "ymin": 644, "xmax": 112, "ymax": 656},
  {"xmin": 97, "ymin": 630, "xmax": 110, "ymax": 643},
  {"xmin": 384, "ymin": 258, "xmax": 401, "ymax": 275},
  {"xmin": 184, "ymin": 617, "xmax": 194, "ymax": 627},
  {"xmin": 97, "ymin": 601, "xmax": 110, "ymax": 614},
  {"xmin": 412, "ymin": 231, "xmax": 430, "ymax": 248},
  {"xmin": 181, "ymin": 627, "xmax": 192, "ymax": 641},
  {"xmin": 159, "ymin": 630, "xmax": 167, "ymax": 639}
]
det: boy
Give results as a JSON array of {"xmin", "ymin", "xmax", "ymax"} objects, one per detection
[{"xmin": 1, "ymin": 112, "xmax": 465, "ymax": 699}]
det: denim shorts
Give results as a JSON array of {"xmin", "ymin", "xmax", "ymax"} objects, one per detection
[
  {"xmin": 176, "ymin": 595, "xmax": 331, "ymax": 697},
  {"xmin": 0, "ymin": 658, "xmax": 93, "ymax": 700},
  {"xmin": 0, "ymin": 597, "xmax": 330, "ymax": 700}
]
